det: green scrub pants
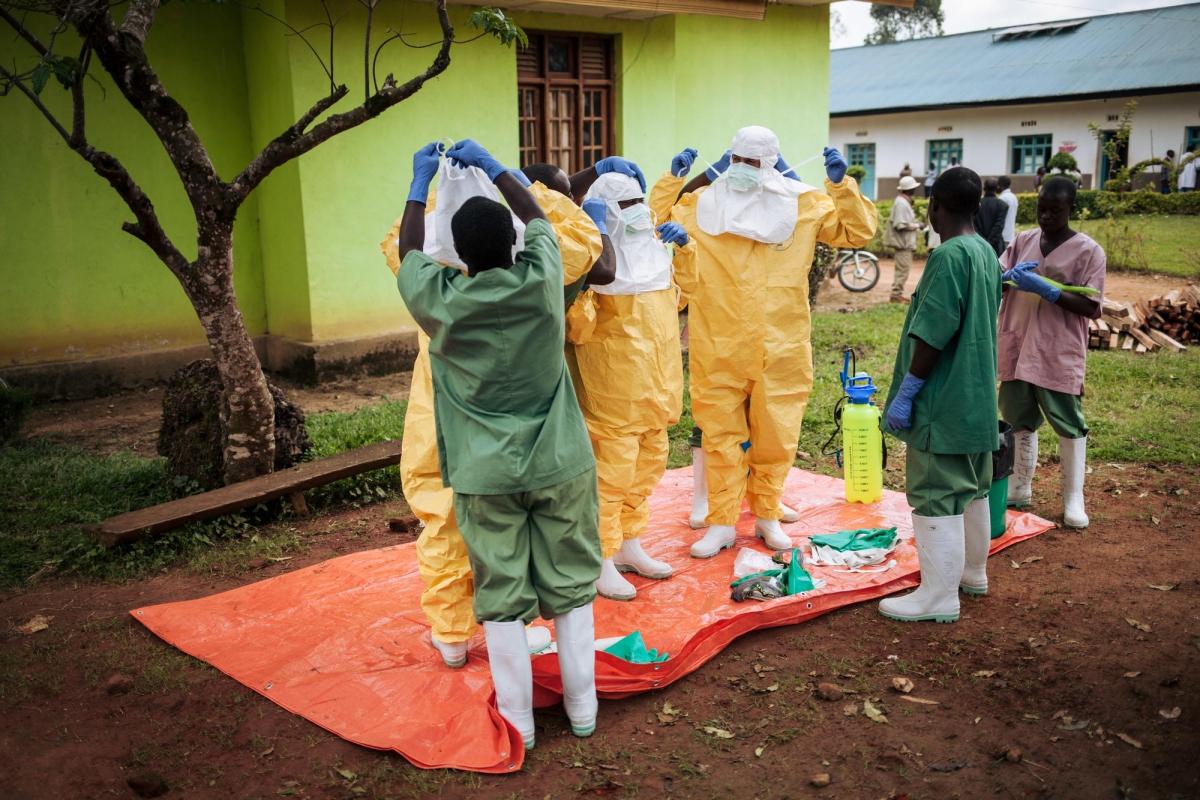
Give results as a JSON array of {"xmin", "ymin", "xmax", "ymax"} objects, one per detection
[
  {"xmin": 999, "ymin": 380, "xmax": 1088, "ymax": 439},
  {"xmin": 906, "ymin": 448, "xmax": 992, "ymax": 517},
  {"xmin": 454, "ymin": 467, "xmax": 602, "ymax": 624}
]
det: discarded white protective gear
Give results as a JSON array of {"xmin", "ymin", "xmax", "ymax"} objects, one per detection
[
  {"xmin": 689, "ymin": 447, "xmax": 709, "ymax": 529},
  {"xmin": 1007, "ymin": 429, "xmax": 1038, "ymax": 507},
  {"xmin": 1060, "ymin": 436, "xmax": 1089, "ymax": 528},
  {"xmin": 732, "ymin": 547, "xmax": 777, "ymax": 579},
  {"xmin": 527, "ymin": 625, "xmax": 553, "ymax": 655},
  {"xmin": 691, "ymin": 524, "xmax": 737, "ymax": 559},
  {"xmin": 424, "ymin": 158, "xmax": 525, "ymax": 270},
  {"xmin": 614, "ymin": 538, "xmax": 673, "ymax": 579},
  {"xmin": 960, "ymin": 497, "xmax": 992, "ymax": 595},
  {"xmin": 806, "ymin": 533, "xmax": 898, "ymax": 571},
  {"xmin": 554, "ymin": 603, "xmax": 598, "ymax": 737},
  {"xmin": 595, "ymin": 558, "xmax": 637, "ymax": 601},
  {"xmin": 484, "ymin": 620, "xmax": 536, "ymax": 748},
  {"xmin": 584, "ymin": 173, "xmax": 673, "ymax": 296},
  {"xmin": 754, "ymin": 518, "xmax": 793, "ymax": 551},
  {"xmin": 878, "ymin": 514, "xmax": 963, "ymax": 623},
  {"xmin": 696, "ymin": 125, "xmax": 814, "ymax": 244}
]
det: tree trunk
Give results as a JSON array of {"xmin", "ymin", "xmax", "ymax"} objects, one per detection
[{"xmin": 187, "ymin": 230, "xmax": 276, "ymax": 484}]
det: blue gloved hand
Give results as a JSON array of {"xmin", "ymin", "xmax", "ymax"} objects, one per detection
[
  {"xmin": 408, "ymin": 142, "xmax": 443, "ymax": 203},
  {"xmin": 1005, "ymin": 261, "xmax": 1061, "ymax": 303},
  {"xmin": 705, "ymin": 150, "xmax": 732, "ymax": 181},
  {"xmin": 671, "ymin": 147, "xmax": 698, "ymax": 178},
  {"xmin": 1000, "ymin": 260, "xmax": 1040, "ymax": 282},
  {"xmin": 446, "ymin": 138, "xmax": 506, "ymax": 182},
  {"xmin": 824, "ymin": 147, "xmax": 848, "ymax": 184},
  {"xmin": 508, "ymin": 168, "xmax": 532, "ymax": 188},
  {"xmin": 581, "ymin": 198, "xmax": 608, "ymax": 236},
  {"xmin": 595, "ymin": 156, "xmax": 647, "ymax": 191},
  {"xmin": 656, "ymin": 221, "xmax": 688, "ymax": 246},
  {"xmin": 885, "ymin": 372, "xmax": 926, "ymax": 431},
  {"xmin": 774, "ymin": 155, "xmax": 792, "ymax": 177}
]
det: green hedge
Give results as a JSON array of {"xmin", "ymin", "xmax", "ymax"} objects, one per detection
[{"xmin": 1015, "ymin": 188, "xmax": 1200, "ymax": 224}]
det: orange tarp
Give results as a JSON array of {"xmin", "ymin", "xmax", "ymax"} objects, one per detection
[{"xmin": 133, "ymin": 467, "xmax": 1053, "ymax": 773}]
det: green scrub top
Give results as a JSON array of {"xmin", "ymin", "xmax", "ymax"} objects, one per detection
[
  {"xmin": 884, "ymin": 233, "xmax": 1002, "ymax": 454},
  {"xmin": 398, "ymin": 218, "xmax": 596, "ymax": 495}
]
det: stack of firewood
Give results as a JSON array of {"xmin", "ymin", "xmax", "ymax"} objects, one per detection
[{"xmin": 1088, "ymin": 286, "xmax": 1196, "ymax": 354}]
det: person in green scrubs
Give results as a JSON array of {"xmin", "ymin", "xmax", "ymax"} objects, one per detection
[
  {"xmin": 395, "ymin": 140, "xmax": 602, "ymax": 750},
  {"xmin": 880, "ymin": 166, "xmax": 1002, "ymax": 624}
]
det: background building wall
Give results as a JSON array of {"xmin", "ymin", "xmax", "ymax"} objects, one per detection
[
  {"xmin": 0, "ymin": 3, "xmax": 267, "ymax": 366},
  {"xmin": 830, "ymin": 91, "xmax": 1200, "ymax": 198}
]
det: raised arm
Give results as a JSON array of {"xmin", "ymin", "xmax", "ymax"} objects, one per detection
[
  {"xmin": 445, "ymin": 139, "xmax": 547, "ymax": 224},
  {"xmin": 397, "ymin": 142, "xmax": 443, "ymax": 259},
  {"xmin": 814, "ymin": 147, "xmax": 878, "ymax": 249},
  {"xmin": 580, "ymin": 198, "xmax": 616, "ymax": 286},
  {"xmin": 570, "ymin": 157, "xmax": 646, "ymax": 204}
]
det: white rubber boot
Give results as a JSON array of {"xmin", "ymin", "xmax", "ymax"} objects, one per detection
[
  {"xmin": 754, "ymin": 518, "xmax": 793, "ymax": 551},
  {"xmin": 614, "ymin": 538, "xmax": 673, "ymax": 579},
  {"xmin": 780, "ymin": 503, "xmax": 800, "ymax": 523},
  {"xmin": 483, "ymin": 620, "xmax": 535, "ymax": 748},
  {"xmin": 689, "ymin": 447, "xmax": 709, "ymax": 529},
  {"xmin": 526, "ymin": 625, "xmax": 552, "ymax": 655},
  {"xmin": 960, "ymin": 497, "xmax": 992, "ymax": 596},
  {"xmin": 431, "ymin": 636, "xmax": 468, "ymax": 669},
  {"xmin": 595, "ymin": 558, "xmax": 636, "ymax": 601},
  {"xmin": 878, "ymin": 514, "xmax": 964, "ymax": 623},
  {"xmin": 690, "ymin": 524, "xmax": 736, "ymax": 558},
  {"xmin": 1007, "ymin": 429, "xmax": 1038, "ymax": 508},
  {"xmin": 1060, "ymin": 436, "xmax": 1089, "ymax": 529},
  {"xmin": 554, "ymin": 603, "xmax": 598, "ymax": 737}
]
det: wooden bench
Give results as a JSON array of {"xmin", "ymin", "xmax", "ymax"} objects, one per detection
[{"xmin": 89, "ymin": 440, "xmax": 403, "ymax": 547}]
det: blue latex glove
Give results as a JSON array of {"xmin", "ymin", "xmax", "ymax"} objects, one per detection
[
  {"xmin": 595, "ymin": 156, "xmax": 647, "ymax": 191},
  {"xmin": 656, "ymin": 221, "xmax": 688, "ymax": 246},
  {"xmin": 823, "ymin": 147, "xmax": 848, "ymax": 184},
  {"xmin": 885, "ymin": 372, "xmax": 926, "ymax": 431},
  {"xmin": 705, "ymin": 150, "xmax": 732, "ymax": 181},
  {"xmin": 671, "ymin": 147, "xmax": 698, "ymax": 178},
  {"xmin": 507, "ymin": 168, "xmax": 531, "ymax": 188},
  {"xmin": 774, "ymin": 155, "xmax": 792, "ymax": 177},
  {"xmin": 1000, "ymin": 260, "xmax": 1040, "ymax": 282},
  {"xmin": 1006, "ymin": 261, "xmax": 1061, "ymax": 303},
  {"xmin": 581, "ymin": 198, "xmax": 608, "ymax": 236},
  {"xmin": 446, "ymin": 138, "xmax": 506, "ymax": 182},
  {"xmin": 407, "ymin": 142, "xmax": 443, "ymax": 203}
]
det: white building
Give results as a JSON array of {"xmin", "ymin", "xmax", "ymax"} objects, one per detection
[{"xmin": 829, "ymin": 5, "xmax": 1200, "ymax": 199}]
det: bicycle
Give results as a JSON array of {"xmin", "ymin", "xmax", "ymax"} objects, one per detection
[{"xmin": 833, "ymin": 248, "xmax": 880, "ymax": 292}]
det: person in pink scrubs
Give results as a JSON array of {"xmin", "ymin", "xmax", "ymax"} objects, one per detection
[{"xmin": 997, "ymin": 176, "xmax": 1106, "ymax": 529}]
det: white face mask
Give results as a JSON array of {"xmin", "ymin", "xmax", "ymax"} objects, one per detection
[
  {"xmin": 725, "ymin": 162, "xmax": 764, "ymax": 192},
  {"xmin": 619, "ymin": 203, "xmax": 653, "ymax": 234}
]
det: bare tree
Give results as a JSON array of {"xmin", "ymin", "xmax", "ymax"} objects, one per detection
[{"xmin": 1, "ymin": 0, "xmax": 521, "ymax": 484}]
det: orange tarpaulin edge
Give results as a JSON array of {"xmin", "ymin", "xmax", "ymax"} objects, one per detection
[{"xmin": 132, "ymin": 467, "xmax": 1053, "ymax": 773}]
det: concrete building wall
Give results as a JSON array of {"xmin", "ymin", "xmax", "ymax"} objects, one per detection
[{"xmin": 830, "ymin": 91, "xmax": 1200, "ymax": 198}]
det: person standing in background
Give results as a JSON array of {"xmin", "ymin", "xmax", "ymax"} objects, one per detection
[
  {"xmin": 998, "ymin": 175, "xmax": 1018, "ymax": 249},
  {"xmin": 923, "ymin": 161, "xmax": 937, "ymax": 198},
  {"xmin": 900, "ymin": 162, "xmax": 913, "ymax": 179},
  {"xmin": 1179, "ymin": 157, "xmax": 1197, "ymax": 192},
  {"xmin": 1160, "ymin": 150, "xmax": 1176, "ymax": 194},
  {"xmin": 884, "ymin": 175, "xmax": 923, "ymax": 303},
  {"xmin": 1034, "ymin": 166, "xmax": 1046, "ymax": 190},
  {"xmin": 974, "ymin": 178, "xmax": 1007, "ymax": 256}
]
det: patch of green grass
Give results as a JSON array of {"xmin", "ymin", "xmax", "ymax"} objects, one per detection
[
  {"xmin": 1019, "ymin": 214, "xmax": 1200, "ymax": 277},
  {"xmin": 305, "ymin": 400, "xmax": 406, "ymax": 507}
]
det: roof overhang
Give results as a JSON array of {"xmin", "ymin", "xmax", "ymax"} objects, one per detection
[{"xmin": 445, "ymin": 0, "xmax": 913, "ymax": 22}]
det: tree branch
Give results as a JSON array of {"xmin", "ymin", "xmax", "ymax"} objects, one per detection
[
  {"xmin": 119, "ymin": 0, "xmax": 159, "ymax": 45},
  {"xmin": 230, "ymin": 0, "xmax": 454, "ymax": 202},
  {"xmin": 69, "ymin": 42, "xmax": 90, "ymax": 147},
  {"xmin": 0, "ymin": 62, "xmax": 71, "ymax": 143},
  {"xmin": 0, "ymin": 4, "xmax": 50, "ymax": 56}
]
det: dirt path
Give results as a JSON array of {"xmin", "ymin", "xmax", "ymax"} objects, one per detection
[{"xmin": 2, "ymin": 463, "xmax": 1197, "ymax": 799}]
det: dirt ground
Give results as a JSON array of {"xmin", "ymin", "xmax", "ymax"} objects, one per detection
[{"xmin": 2, "ymin": 460, "xmax": 1198, "ymax": 799}]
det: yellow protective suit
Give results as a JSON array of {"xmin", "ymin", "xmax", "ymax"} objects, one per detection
[
  {"xmin": 649, "ymin": 172, "xmax": 876, "ymax": 526},
  {"xmin": 569, "ymin": 243, "xmax": 697, "ymax": 558},
  {"xmin": 381, "ymin": 182, "xmax": 602, "ymax": 643}
]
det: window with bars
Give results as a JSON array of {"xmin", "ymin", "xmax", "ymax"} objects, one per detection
[
  {"xmin": 516, "ymin": 33, "xmax": 614, "ymax": 173},
  {"xmin": 1009, "ymin": 134, "xmax": 1052, "ymax": 174},
  {"xmin": 926, "ymin": 138, "xmax": 963, "ymax": 173},
  {"xmin": 1185, "ymin": 126, "xmax": 1200, "ymax": 154}
]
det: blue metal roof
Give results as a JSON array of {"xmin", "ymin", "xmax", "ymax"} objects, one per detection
[{"xmin": 830, "ymin": 4, "xmax": 1200, "ymax": 116}]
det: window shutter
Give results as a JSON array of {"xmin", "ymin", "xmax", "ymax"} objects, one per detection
[{"xmin": 580, "ymin": 38, "xmax": 610, "ymax": 80}]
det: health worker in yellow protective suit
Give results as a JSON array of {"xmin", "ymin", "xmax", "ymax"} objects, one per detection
[
  {"xmin": 649, "ymin": 126, "xmax": 877, "ymax": 558},
  {"xmin": 381, "ymin": 159, "xmax": 607, "ymax": 668},
  {"xmin": 570, "ymin": 171, "xmax": 698, "ymax": 601}
]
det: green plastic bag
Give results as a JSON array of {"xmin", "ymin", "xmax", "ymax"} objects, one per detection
[
  {"xmin": 603, "ymin": 631, "xmax": 669, "ymax": 664},
  {"xmin": 808, "ymin": 527, "xmax": 897, "ymax": 552}
]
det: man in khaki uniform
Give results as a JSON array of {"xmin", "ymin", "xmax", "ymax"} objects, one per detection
[{"xmin": 885, "ymin": 175, "xmax": 923, "ymax": 303}]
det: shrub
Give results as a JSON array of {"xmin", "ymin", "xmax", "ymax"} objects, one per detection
[
  {"xmin": 846, "ymin": 164, "xmax": 867, "ymax": 183},
  {"xmin": 0, "ymin": 381, "xmax": 32, "ymax": 445},
  {"xmin": 1047, "ymin": 152, "xmax": 1078, "ymax": 173},
  {"xmin": 1014, "ymin": 188, "xmax": 1200, "ymax": 224}
]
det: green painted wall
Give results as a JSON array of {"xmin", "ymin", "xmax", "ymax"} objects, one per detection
[
  {"xmin": 1, "ymin": 1, "xmax": 832, "ymax": 366},
  {"xmin": 0, "ymin": 4, "xmax": 266, "ymax": 365}
]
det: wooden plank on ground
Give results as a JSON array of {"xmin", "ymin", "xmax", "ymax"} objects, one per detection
[
  {"xmin": 1127, "ymin": 328, "xmax": 1159, "ymax": 350},
  {"xmin": 89, "ymin": 440, "xmax": 403, "ymax": 547},
  {"xmin": 1147, "ymin": 328, "xmax": 1187, "ymax": 352}
]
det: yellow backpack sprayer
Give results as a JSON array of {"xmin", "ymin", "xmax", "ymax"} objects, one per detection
[{"xmin": 823, "ymin": 348, "xmax": 884, "ymax": 504}]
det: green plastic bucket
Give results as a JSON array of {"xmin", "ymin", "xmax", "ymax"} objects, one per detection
[{"xmin": 989, "ymin": 475, "xmax": 1008, "ymax": 539}]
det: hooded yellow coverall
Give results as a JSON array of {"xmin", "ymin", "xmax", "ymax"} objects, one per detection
[
  {"xmin": 648, "ymin": 173, "xmax": 877, "ymax": 526},
  {"xmin": 381, "ymin": 183, "xmax": 602, "ymax": 644},
  {"xmin": 567, "ymin": 244, "xmax": 698, "ymax": 559}
]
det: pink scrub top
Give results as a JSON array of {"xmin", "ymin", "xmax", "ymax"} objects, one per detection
[{"xmin": 997, "ymin": 229, "xmax": 1106, "ymax": 396}]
